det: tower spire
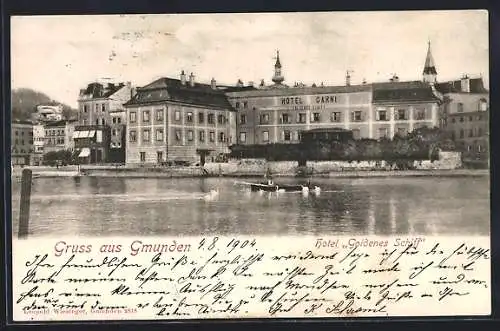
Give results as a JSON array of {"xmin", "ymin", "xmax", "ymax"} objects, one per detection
[
  {"xmin": 272, "ymin": 50, "xmax": 284, "ymax": 85},
  {"xmin": 423, "ymin": 40, "xmax": 437, "ymax": 83}
]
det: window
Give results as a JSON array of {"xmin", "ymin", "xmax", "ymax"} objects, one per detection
[
  {"xmin": 377, "ymin": 110, "xmax": 388, "ymax": 121},
  {"xmin": 82, "ymin": 119, "xmax": 87, "ymax": 125},
  {"xmin": 459, "ymin": 129, "xmax": 464, "ymax": 138},
  {"xmin": 468, "ymin": 129, "xmax": 473, "ymax": 137},
  {"xmin": 112, "ymin": 117, "xmax": 117, "ymax": 124},
  {"xmin": 217, "ymin": 114, "xmax": 225, "ymax": 124},
  {"xmin": 208, "ymin": 113, "xmax": 215, "ymax": 124},
  {"xmin": 478, "ymin": 145, "xmax": 482, "ymax": 152},
  {"xmin": 198, "ymin": 112, "xmax": 204, "ymax": 124},
  {"xmin": 117, "ymin": 117, "xmax": 121, "ymax": 124},
  {"xmin": 240, "ymin": 114, "xmax": 247, "ymax": 124},
  {"xmin": 415, "ymin": 109, "xmax": 425, "ymax": 120},
  {"xmin": 451, "ymin": 132, "xmax": 455, "ymax": 140},
  {"xmin": 469, "ymin": 116, "xmax": 473, "ymax": 122},
  {"xmin": 235, "ymin": 102, "xmax": 240, "ymax": 108},
  {"xmin": 143, "ymin": 129, "xmax": 150, "ymax": 142},
  {"xmin": 467, "ymin": 145, "xmax": 472, "ymax": 151},
  {"xmin": 84, "ymin": 105, "xmax": 88, "ymax": 113},
  {"xmin": 311, "ymin": 113, "xmax": 321, "ymax": 123},
  {"xmin": 298, "ymin": 113, "xmax": 306, "ymax": 123},
  {"xmin": 479, "ymin": 99, "xmax": 488, "ymax": 111},
  {"xmin": 378, "ymin": 128, "xmax": 388, "ymax": 139},
  {"xmin": 129, "ymin": 130, "xmax": 137, "ymax": 142},
  {"xmin": 112, "ymin": 129, "xmax": 117, "ymax": 136},
  {"xmin": 130, "ymin": 112, "xmax": 137, "ymax": 123},
  {"xmin": 397, "ymin": 109, "xmax": 406, "ymax": 120},
  {"xmin": 457, "ymin": 103, "xmax": 464, "ymax": 113},
  {"xmin": 352, "ymin": 111, "xmax": 362, "ymax": 122},
  {"xmin": 219, "ymin": 132, "xmax": 226, "ymax": 142},
  {"xmin": 157, "ymin": 151, "xmax": 163, "ymax": 163},
  {"xmin": 199, "ymin": 130, "xmax": 205, "ymax": 142},
  {"xmin": 293, "ymin": 131, "xmax": 299, "ymax": 141},
  {"xmin": 260, "ymin": 113, "xmax": 269, "ymax": 124},
  {"xmin": 95, "ymin": 119, "xmax": 99, "ymax": 125},
  {"xmin": 451, "ymin": 118, "xmax": 456, "ymax": 123},
  {"xmin": 143, "ymin": 110, "xmax": 150, "ymax": 122},
  {"xmin": 187, "ymin": 112, "xmax": 193, "ymax": 123},
  {"xmin": 102, "ymin": 104, "xmax": 106, "ymax": 112},
  {"xmin": 175, "ymin": 110, "xmax": 181, "ymax": 121},
  {"xmin": 477, "ymin": 115, "xmax": 483, "ymax": 121},
  {"xmin": 156, "ymin": 129, "xmax": 163, "ymax": 141},
  {"xmin": 156, "ymin": 109, "xmax": 164, "ymax": 121},
  {"xmin": 140, "ymin": 152, "xmax": 146, "ymax": 162},
  {"xmin": 243, "ymin": 101, "xmax": 248, "ymax": 108},
  {"xmin": 187, "ymin": 130, "xmax": 194, "ymax": 141},
  {"xmin": 460, "ymin": 117, "xmax": 464, "ymax": 123},
  {"xmin": 175, "ymin": 130, "xmax": 182, "ymax": 142},
  {"xmin": 478, "ymin": 128, "xmax": 483, "ymax": 136},
  {"xmin": 281, "ymin": 113, "xmax": 290, "ymax": 124},
  {"xmin": 209, "ymin": 131, "xmax": 215, "ymax": 142},
  {"xmin": 331, "ymin": 112, "xmax": 341, "ymax": 122},
  {"xmin": 283, "ymin": 130, "xmax": 291, "ymax": 141},
  {"xmin": 101, "ymin": 118, "xmax": 106, "ymax": 125},
  {"xmin": 262, "ymin": 131, "xmax": 269, "ymax": 142},
  {"xmin": 240, "ymin": 132, "xmax": 247, "ymax": 143},
  {"xmin": 397, "ymin": 128, "xmax": 407, "ymax": 136},
  {"xmin": 352, "ymin": 129, "xmax": 360, "ymax": 139}
]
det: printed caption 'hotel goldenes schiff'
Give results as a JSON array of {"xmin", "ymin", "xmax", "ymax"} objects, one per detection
[{"xmin": 11, "ymin": 42, "xmax": 489, "ymax": 167}]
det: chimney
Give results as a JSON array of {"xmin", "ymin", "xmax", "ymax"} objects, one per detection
[
  {"xmin": 461, "ymin": 74, "xmax": 470, "ymax": 93},
  {"xmin": 259, "ymin": 79, "xmax": 265, "ymax": 87},
  {"xmin": 390, "ymin": 74, "xmax": 399, "ymax": 82},
  {"xmin": 362, "ymin": 78, "xmax": 367, "ymax": 85},
  {"xmin": 211, "ymin": 77, "xmax": 217, "ymax": 89},
  {"xmin": 346, "ymin": 71, "xmax": 351, "ymax": 86},
  {"xmin": 189, "ymin": 72, "xmax": 195, "ymax": 87},
  {"xmin": 180, "ymin": 70, "xmax": 186, "ymax": 85},
  {"xmin": 236, "ymin": 79, "xmax": 244, "ymax": 87}
]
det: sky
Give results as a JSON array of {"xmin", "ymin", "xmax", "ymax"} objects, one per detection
[{"xmin": 11, "ymin": 10, "xmax": 489, "ymax": 108}]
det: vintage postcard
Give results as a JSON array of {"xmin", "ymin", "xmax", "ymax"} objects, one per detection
[{"xmin": 9, "ymin": 11, "xmax": 490, "ymax": 322}]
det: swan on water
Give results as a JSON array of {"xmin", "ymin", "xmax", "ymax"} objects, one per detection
[
  {"xmin": 203, "ymin": 188, "xmax": 219, "ymax": 201},
  {"xmin": 314, "ymin": 186, "xmax": 321, "ymax": 195}
]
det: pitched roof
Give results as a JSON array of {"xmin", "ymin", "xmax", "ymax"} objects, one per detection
[
  {"xmin": 124, "ymin": 77, "xmax": 233, "ymax": 109},
  {"xmin": 80, "ymin": 82, "xmax": 127, "ymax": 99},
  {"xmin": 224, "ymin": 84, "xmax": 372, "ymax": 98},
  {"xmin": 435, "ymin": 78, "xmax": 488, "ymax": 94},
  {"xmin": 372, "ymin": 80, "xmax": 439, "ymax": 103}
]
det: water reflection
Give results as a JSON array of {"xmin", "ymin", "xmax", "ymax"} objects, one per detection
[{"xmin": 11, "ymin": 176, "xmax": 489, "ymax": 237}]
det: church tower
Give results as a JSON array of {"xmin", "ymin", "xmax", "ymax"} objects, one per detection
[
  {"xmin": 272, "ymin": 50, "xmax": 284, "ymax": 85},
  {"xmin": 423, "ymin": 41, "xmax": 438, "ymax": 84}
]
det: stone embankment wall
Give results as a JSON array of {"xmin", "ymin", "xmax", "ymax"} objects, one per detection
[{"xmin": 203, "ymin": 151, "xmax": 463, "ymax": 176}]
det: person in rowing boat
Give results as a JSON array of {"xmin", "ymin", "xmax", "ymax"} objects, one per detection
[{"xmin": 264, "ymin": 167, "xmax": 274, "ymax": 186}]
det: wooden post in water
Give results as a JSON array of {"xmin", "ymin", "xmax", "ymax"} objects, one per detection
[{"xmin": 18, "ymin": 169, "xmax": 32, "ymax": 238}]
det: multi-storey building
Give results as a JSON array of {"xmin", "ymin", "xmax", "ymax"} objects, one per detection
[
  {"xmin": 11, "ymin": 120, "xmax": 33, "ymax": 166},
  {"xmin": 123, "ymin": 72, "xmax": 235, "ymax": 165},
  {"xmin": 76, "ymin": 81, "xmax": 132, "ymax": 163},
  {"xmin": 32, "ymin": 123, "xmax": 45, "ymax": 165},
  {"xmin": 436, "ymin": 75, "xmax": 489, "ymax": 161},
  {"xmin": 226, "ymin": 49, "xmax": 441, "ymax": 144},
  {"xmin": 44, "ymin": 120, "xmax": 77, "ymax": 153},
  {"xmin": 32, "ymin": 104, "xmax": 64, "ymax": 122},
  {"xmin": 371, "ymin": 79, "xmax": 441, "ymax": 139}
]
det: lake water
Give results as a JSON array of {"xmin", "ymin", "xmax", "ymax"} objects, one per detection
[{"xmin": 11, "ymin": 176, "xmax": 489, "ymax": 237}]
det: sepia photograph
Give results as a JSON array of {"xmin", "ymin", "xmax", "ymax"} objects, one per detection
[
  {"xmin": 7, "ymin": 10, "xmax": 493, "ymax": 322},
  {"xmin": 10, "ymin": 11, "xmax": 489, "ymax": 238}
]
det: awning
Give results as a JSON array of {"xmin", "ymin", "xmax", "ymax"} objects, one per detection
[
  {"xmin": 88, "ymin": 130, "xmax": 96, "ymax": 137},
  {"xmin": 78, "ymin": 148, "xmax": 90, "ymax": 157},
  {"xmin": 74, "ymin": 130, "xmax": 89, "ymax": 139}
]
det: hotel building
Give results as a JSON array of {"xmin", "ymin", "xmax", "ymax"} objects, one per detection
[
  {"xmin": 226, "ymin": 47, "xmax": 442, "ymax": 144},
  {"xmin": 124, "ymin": 72, "xmax": 235, "ymax": 165}
]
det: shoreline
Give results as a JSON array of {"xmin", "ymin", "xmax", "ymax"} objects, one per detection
[{"xmin": 11, "ymin": 166, "xmax": 489, "ymax": 180}]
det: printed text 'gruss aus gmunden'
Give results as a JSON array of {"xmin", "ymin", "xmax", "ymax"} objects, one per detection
[{"xmin": 12, "ymin": 236, "xmax": 490, "ymax": 320}]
